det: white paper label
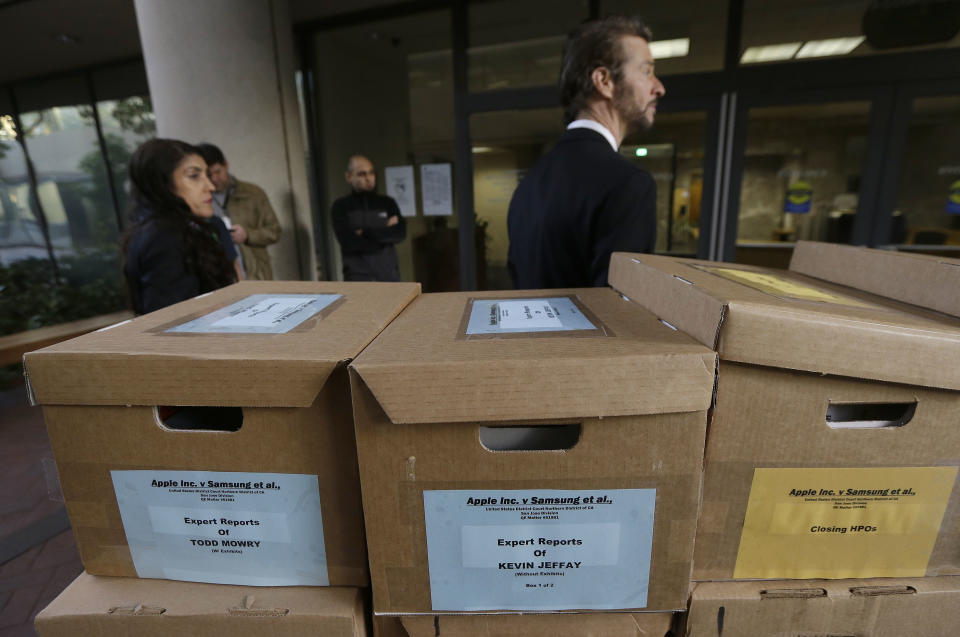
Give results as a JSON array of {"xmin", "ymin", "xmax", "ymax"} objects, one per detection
[
  {"xmin": 211, "ymin": 298, "xmax": 313, "ymax": 328},
  {"xmin": 111, "ymin": 470, "xmax": 328, "ymax": 586},
  {"xmin": 496, "ymin": 300, "xmax": 563, "ymax": 329},
  {"xmin": 423, "ymin": 489, "xmax": 655, "ymax": 611},
  {"xmin": 166, "ymin": 294, "xmax": 341, "ymax": 334},
  {"xmin": 466, "ymin": 297, "xmax": 598, "ymax": 335}
]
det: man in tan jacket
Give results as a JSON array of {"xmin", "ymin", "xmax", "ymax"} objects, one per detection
[{"xmin": 197, "ymin": 143, "xmax": 282, "ymax": 280}]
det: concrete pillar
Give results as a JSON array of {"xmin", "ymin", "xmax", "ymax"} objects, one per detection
[{"xmin": 133, "ymin": 0, "xmax": 315, "ymax": 280}]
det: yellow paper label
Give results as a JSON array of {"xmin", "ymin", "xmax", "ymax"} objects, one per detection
[
  {"xmin": 734, "ymin": 467, "xmax": 958, "ymax": 579},
  {"xmin": 704, "ymin": 266, "xmax": 875, "ymax": 308}
]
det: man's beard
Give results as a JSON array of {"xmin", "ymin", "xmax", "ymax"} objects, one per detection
[{"xmin": 613, "ymin": 82, "xmax": 655, "ymax": 135}]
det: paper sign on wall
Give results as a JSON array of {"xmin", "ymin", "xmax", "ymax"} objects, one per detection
[
  {"xmin": 385, "ymin": 165, "xmax": 417, "ymax": 217},
  {"xmin": 111, "ymin": 470, "xmax": 329, "ymax": 586},
  {"xmin": 166, "ymin": 294, "xmax": 341, "ymax": 334},
  {"xmin": 422, "ymin": 488, "xmax": 656, "ymax": 611},
  {"xmin": 421, "ymin": 163, "xmax": 453, "ymax": 216},
  {"xmin": 465, "ymin": 297, "xmax": 597, "ymax": 334},
  {"xmin": 734, "ymin": 466, "xmax": 958, "ymax": 579}
]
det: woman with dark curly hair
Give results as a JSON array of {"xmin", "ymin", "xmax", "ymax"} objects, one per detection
[{"xmin": 122, "ymin": 138, "xmax": 238, "ymax": 314}]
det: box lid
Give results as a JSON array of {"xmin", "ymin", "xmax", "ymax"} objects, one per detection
[
  {"xmin": 35, "ymin": 571, "xmax": 365, "ymax": 637},
  {"xmin": 608, "ymin": 253, "xmax": 960, "ymax": 390},
  {"xmin": 687, "ymin": 577, "xmax": 960, "ymax": 637},
  {"xmin": 350, "ymin": 288, "xmax": 716, "ymax": 424},
  {"xmin": 24, "ymin": 281, "xmax": 419, "ymax": 407},
  {"xmin": 790, "ymin": 240, "xmax": 960, "ymax": 318}
]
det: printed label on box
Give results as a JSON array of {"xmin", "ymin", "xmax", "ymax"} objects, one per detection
[
  {"xmin": 465, "ymin": 297, "xmax": 597, "ymax": 335},
  {"xmin": 734, "ymin": 466, "xmax": 958, "ymax": 579},
  {"xmin": 166, "ymin": 294, "xmax": 341, "ymax": 333},
  {"xmin": 111, "ymin": 470, "xmax": 328, "ymax": 586},
  {"xmin": 422, "ymin": 489, "xmax": 655, "ymax": 610},
  {"xmin": 699, "ymin": 266, "xmax": 877, "ymax": 309}
]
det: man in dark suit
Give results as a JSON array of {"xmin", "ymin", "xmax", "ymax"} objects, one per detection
[{"xmin": 507, "ymin": 16, "xmax": 665, "ymax": 288}]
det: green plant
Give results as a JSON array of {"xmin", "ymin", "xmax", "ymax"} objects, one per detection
[{"xmin": 0, "ymin": 253, "xmax": 126, "ymax": 337}]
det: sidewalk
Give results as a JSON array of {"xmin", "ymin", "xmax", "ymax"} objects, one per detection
[{"xmin": 0, "ymin": 384, "xmax": 82, "ymax": 637}]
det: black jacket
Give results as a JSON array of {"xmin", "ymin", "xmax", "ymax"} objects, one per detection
[
  {"xmin": 124, "ymin": 210, "xmax": 235, "ymax": 315},
  {"xmin": 331, "ymin": 191, "xmax": 406, "ymax": 255},
  {"xmin": 507, "ymin": 128, "xmax": 657, "ymax": 288}
]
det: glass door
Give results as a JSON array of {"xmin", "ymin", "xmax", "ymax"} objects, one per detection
[
  {"xmin": 721, "ymin": 88, "xmax": 892, "ymax": 268},
  {"xmin": 874, "ymin": 81, "xmax": 960, "ymax": 256}
]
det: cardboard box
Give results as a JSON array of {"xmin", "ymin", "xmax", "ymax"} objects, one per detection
[
  {"xmin": 398, "ymin": 612, "xmax": 677, "ymax": 636},
  {"xmin": 350, "ymin": 288, "xmax": 717, "ymax": 613},
  {"xmin": 373, "ymin": 615, "xmax": 408, "ymax": 637},
  {"xmin": 23, "ymin": 281, "xmax": 419, "ymax": 587},
  {"xmin": 789, "ymin": 240, "xmax": 960, "ymax": 317},
  {"xmin": 685, "ymin": 577, "xmax": 960, "ymax": 636},
  {"xmin": 35, "ymin": 571, "xmax": 367, "ymax": 637},
  {"xmin": 609, "ymin": 254, "xmax": 960, "ymax": 580}
]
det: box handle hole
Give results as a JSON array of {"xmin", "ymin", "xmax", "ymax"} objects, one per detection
[
  {"xmin": 850, "ymin": 585, "xmax": 916, "ymax": 597},
  {"xmin": 156, "ymin": 406, "xmax": 243, "ymax": 432},
  {"xmin": 760, "ymin": 588, "xmax": 827, "ymax": 599},
  {"xmin": 479, "ymin": 424, "xmax": 580, "ymax": 452},
  {"xmin": 825, "ymin": 401, "xmax": 916, "ymax": 429},
  {"xmin": 109, "ymin": 604, "xmax": 166, "ymax": 615}
]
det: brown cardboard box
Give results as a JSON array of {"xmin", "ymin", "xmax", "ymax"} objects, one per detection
[
  {"xmin": 23, "ymin": 281, "xmax": 419, "ymax": 587},
  {"xmin": 373, "ymin": 615, "xmax": 408, "ymax": 637},
  {"xmin": 350, "ymin": 288, "xmax": 717, "ymax": 614},
  {"xmin": 399, "ymin": 612, "xmax": 677, "ymax": 636},
  {"xmin": 35, "ymin": 571, "xmax": 368, "ymax": 637},
  {"xmin": 684, "ymin": 577, "xmax": 960, "ymax": 636},
  {"xmin": 609, "ymin": 253, "xmax": 960, "ymax": 580},
  {"xmin": 789, "ymin": 240, "xmax": 960, "ymax": 317},
  {"xmin": 375, "ymin": 612, "xmax": 678, "ymax": 637}
]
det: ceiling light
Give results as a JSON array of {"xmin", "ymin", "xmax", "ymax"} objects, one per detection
[
  {"xmin": 635, "ymin": 147, "xmax": 648, "ymax": 157},
  {"xmin": 649, "ymin": 38, "xmax": 690, "ymax": 60},
  {"xmin": 795, "ymin": 36, "xmax": 866, "ymax": 58},
  {"xmin": 740, "ymin": 42, "xmax": 802, "ymax": 63},
  {"xmin": 472, "ymin": 146, "xmax": 495, "ymax": 154}
]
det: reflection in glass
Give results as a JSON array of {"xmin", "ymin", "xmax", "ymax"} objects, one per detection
[
  {"xmin": 19, "ymin": 105, "xmax": 118, "ymax": 251},
  {"xmin": 469, "ymin": 1, "xmax": 588, "ymax": 92},
  {"xmin": 602, "ymin": 0, "xmax": 727, "ymax": 74},
  {"xmin": 741, "ymin": 0, "xmax": 960, "ymax": 66},
  {"xmin": 0, "ymin": 115, "xmax": 46, "ymax": 261},
  {"xmin": 892, "ymin": 96, "xmax": 960, "ymax": 248},
  {"xmin": 735, "ymin": 102, "xmax": 871, "ymax": 266},
  {"xmin": 16, "ymin": 100, "xmax": 125, "ymax": 317},
  {"xmin": 96, "ymin": 96, "xmax": 156, "ymax": 216}
]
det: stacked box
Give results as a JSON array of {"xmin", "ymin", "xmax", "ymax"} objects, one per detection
[
  {"xmin": 23, "ymin": 280, "xmax": 417, "ymax": 590},
  {"xmin": 350, "ymin": 288, "xmax": 717, "ymax": 621},
  {"xmin": 398, "ymin": 612, "xmax": 676, "ymax": 636},
  {"xmin": 610, "ymin": 253, "xmax": 960, "ymax": 581},
  {"xmin": 684, "ymin": 577, "xmax": 960, "ymax": 636},
  {"xmin": 790, "ymin": 240, "xmax": 960, "ymax": 317},
  {"xmin": 609, "ymin": 253, "xmax": 960, "ymax": 631},
  {"xmin": 35, "ymin": 571, "xmax": 368, "ymax": 637}
]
